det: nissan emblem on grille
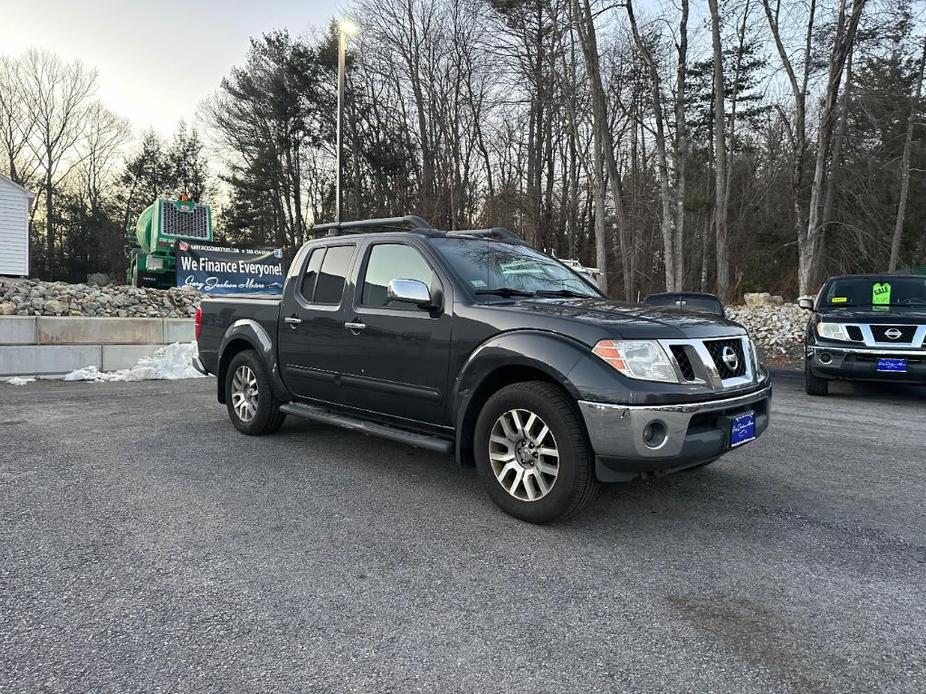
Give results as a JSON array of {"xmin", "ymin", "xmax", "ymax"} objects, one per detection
[
  {"xmin": 721, "ymin": 345, "xmax": 740, "ymax": 371},
  {"xmin": 884, "ymin": 328, "xmax": 903, "ymax": 340}
]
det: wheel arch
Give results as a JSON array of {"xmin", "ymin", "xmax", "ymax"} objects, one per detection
[
  {"xmin": 216, "ymin": 319, "xmax": 290, "ymax": 404},
  {"xmin": 452, "ymin": 330, "xmax": 589, "ymax": 467}
]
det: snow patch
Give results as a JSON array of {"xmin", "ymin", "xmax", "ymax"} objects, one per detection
[
  {"xmin": 63, "ymin": 342, "xmax": 207, "ymax": 383},
  {"xmin": 1, "ymin": 376, "xmax": 36, "ymax": 386}
]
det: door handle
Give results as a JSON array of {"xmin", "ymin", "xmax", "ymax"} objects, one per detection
[
  {"xmin": 344, "ymin": 322, "xmax": 366, "ymax": 332},
  {"xmin": 284, "ymin": 316, "xmax": 302, "ymax": 328}
]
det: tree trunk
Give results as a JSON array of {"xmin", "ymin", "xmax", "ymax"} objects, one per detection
[
  {"xmin": 889, "ymin": 31, "xmax": 926, "ymax": 271},
  {"xmin": 45, "ymin": 152, "xmax": 54, "ymax": 280},
  {"xmin": 801, "ymin": 0, "xmax": 866, "ymax": 293},
  {"xmin": 673, "ymin": 0, "xmax": 689, "ymax": 290},
  {"xmin": 707, "ymin": 0, "xmax": 729, "ymax": 301},
  {"xmin": 627, "ymin": 0, "xmax": 676, "ymax": 292}
]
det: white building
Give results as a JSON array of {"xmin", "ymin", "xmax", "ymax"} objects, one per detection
[{"xmin": 0, "ymin": 174, "xmax": 34, "ymax": 277}]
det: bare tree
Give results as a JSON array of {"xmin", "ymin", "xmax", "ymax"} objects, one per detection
[
  {"xmin": 19, "ymin": 48, "xmax": 97, "ymax": 278},
  {"xmin": 801, "ymin": 0, "xmax": 866, "ymax": 292},
  {"xmin": 571, "ymin": 0, "xmax": 633, "ymax": 298},
  {"xmin": 673, "ymin": 0, "xmax": 689, "ymax": 291},
  {"xmin": 0, "ymin": 57, "xmax": 38, "ymax": 187},
  {"xmin": 76, "ymin": 102, "xmax": 130, "ymax": 212},
  {"xmin": 626, "ymin": 0, "xmax": 677, "ymax": 292},
  {"xmin": 888, "ymin": 31, "xmax": 926, "ymax": 271},
  {"xmin": 707, "ymin": 0, "xmax": 730, "ymax": 301}
]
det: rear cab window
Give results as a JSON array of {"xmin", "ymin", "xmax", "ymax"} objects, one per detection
[{"xmin": 297, "ymin": 244, "xmax": 355, "ymax": 305}]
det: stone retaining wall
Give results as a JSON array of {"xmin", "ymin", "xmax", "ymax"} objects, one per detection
[{"xmin": 0, "ymin": 316, "xmax": 195, "ymax": 376}]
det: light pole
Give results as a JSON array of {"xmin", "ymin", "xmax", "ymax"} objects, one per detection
[{"xmin": 336, "ymin": 19, "xmax": 359, "ymax": 224}]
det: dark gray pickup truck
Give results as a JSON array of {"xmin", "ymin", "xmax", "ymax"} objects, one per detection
[{"xmin": 195, "ymin": 216, "xmax": 771, "ymax": 522}]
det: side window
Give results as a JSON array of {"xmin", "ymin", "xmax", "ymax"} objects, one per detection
[
  {"xmin": 361, "ymin": 244, "xmax": 437, "ymax": 309},
  {"xmin": 299, "ymin": 248, "xmax": 324, "ymax": 301},
  {"xmin": 313, "ymin": 245, "xmax": 354, "ymax": 305}
]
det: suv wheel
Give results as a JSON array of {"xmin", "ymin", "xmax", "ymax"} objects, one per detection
[
  {"xmin": 225, "ymin": 350, "xmax": 286, "ymax": 435},
  {"xmin": 474, "ymin": 381, "xmax": 598, "ymax": 523},
  {"xmin": 805, "ymin": 359, "xmax": 829, "ymax": 396}
]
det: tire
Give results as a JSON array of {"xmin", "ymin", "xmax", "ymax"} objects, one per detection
[
  {"xmin": 224, "ymin": 350, "xmax": 286, "ymax": 435},
  {"xmin": 474, "ymin": 381, "xmax": 599, "ymax": 523},
  {"xmin": 805, "ymin": 359, "xmax": 829, "ymax": 396}
]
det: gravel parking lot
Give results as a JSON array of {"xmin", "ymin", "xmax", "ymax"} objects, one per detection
[{"xmin": 1, "ymin": 374, "xmax": 924, "ymax": 692}]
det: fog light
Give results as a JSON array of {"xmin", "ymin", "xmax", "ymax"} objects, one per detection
[
  {"xmin": 642, "ymin": 420, "xmax": 668, "ymax": 449},
  {"xmin": 818, "ymin": 352, "xmax": 833, "ymax": 365}
]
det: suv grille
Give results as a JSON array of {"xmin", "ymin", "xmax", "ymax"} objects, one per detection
[
  {"xmin": 670, "ymin": 345, "xmax": 696, "ymax": 381},
  {"xmin": 704, "ymin": 339, "xmax": 747, "ymax": 379},
  {"xmin": 871, "ymin": 325, "xmax": 917, "ymax": 343},
  {"xmin": 161, "ymin": 201, "xmax": 210, "ymax": 239}
]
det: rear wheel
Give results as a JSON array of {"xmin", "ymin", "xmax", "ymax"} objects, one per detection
[
  {"xmin": 225, "ymin": 350, "xmax": 286, "ymax": 435},
  {"xmin": 805, "ymin": 359, "xmax": 829, "ymax": 396},
  {"xmin": 474, "ymin": 381, "xmax": 598, "ymax": 523}
]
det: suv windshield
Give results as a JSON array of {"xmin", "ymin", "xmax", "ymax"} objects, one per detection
[
  {"xmin": 821, "ymin": 277, "xmax": 926, "ymax": 308},
  {"xmin": 431, "ymin": 238, "xmax": 600, "ymax": 298}
]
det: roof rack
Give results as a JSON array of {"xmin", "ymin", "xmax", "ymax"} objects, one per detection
[
  {"xmin": 312, "ymin": 215, "xmax": 434, "ymax": 237},
  {"xmin": 445, "ymin": 227, "xmax": 527, "ymax": 244}
]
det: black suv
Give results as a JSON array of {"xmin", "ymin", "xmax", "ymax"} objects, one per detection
[
  {"xmin": 195, "ymin": 217, "xmax": 771, "ymax": 522},
  {"xmin": 801, "ymin": 274, "xmax": 926, "ymax": 395}
]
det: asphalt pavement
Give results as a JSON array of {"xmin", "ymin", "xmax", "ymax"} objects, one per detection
[{"xmin": 1, "ymin": 373, "xmax": 924, "ymax": 693}]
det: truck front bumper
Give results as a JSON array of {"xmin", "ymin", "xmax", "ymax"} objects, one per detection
[
  {"xmin": 807, "ymin": 345, "xmax": 926, "ymax": 383},
  {"xmin": 578, "ymin": 385, "xmax": 772, "ymax": 482}
]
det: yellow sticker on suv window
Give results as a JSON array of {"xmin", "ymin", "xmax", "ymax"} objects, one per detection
[
  {"xmin": 832, "ymin": 297, "xmax": 848, "ymax": 303},
  {"xmin": 873, "ymin": 282, "xmax": 891, "ymax": 305}
]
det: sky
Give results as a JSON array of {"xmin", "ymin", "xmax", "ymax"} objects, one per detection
[{"xmin": 0, "ymin": 0, "xmax": 342, "ymax": 136}]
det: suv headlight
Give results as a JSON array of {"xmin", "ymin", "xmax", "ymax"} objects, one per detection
[
  {"xmin": 816, "ymin": 322, "xmax": 852, "ymax": 341},
  {"xmin": 592, "ymin": 340, "xmax": 679, "ymax": 383}
]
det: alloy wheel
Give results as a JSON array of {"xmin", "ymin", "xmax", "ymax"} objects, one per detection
[
  {"xmin": 488, "ymin": 408, "xmax": 559, "ymax": 502},
  {"xmin": 231, "ymin": 365, "xmax": 259, "ymax": 422}
]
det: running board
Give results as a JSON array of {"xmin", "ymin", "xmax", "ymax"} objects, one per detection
[{"xmin": 279, "ymin": 403, "xmax": 453, "ymax": 454}]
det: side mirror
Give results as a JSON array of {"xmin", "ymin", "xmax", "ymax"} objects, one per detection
[
  {"xmin": 798, "ymin": 297, "xmax": 814, "ymax": 310},
  {"xmin": 387, "ymin": 278, "xmax": 435, "ymax": 309}
]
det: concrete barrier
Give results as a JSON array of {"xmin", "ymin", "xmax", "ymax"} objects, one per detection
[
  {"xmin": 36, "ymin": 317, "xmax": 164, "ymax": 345},
  {"xmin": 0, "ymin": 316, "xmax": 36, "ymax": 345},
  {"xmin": 0, "ymin": 316, "xmax": 195, "ymax": 377}
]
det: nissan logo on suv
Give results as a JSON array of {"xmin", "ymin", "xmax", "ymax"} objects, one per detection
[
  {"xmin": 884, "ymin": 328, "xmax": 903, "ymax": 340},
  {"xmin": 721, "ymin": 345, "xmax": 740, "ymax": 371}
]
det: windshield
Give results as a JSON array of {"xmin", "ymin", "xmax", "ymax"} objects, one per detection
[
  {"xmin": 431, "ymin": 239, "xmax": 601, "ymax": 298},
  {"xmin": 821, "ymin": 277, "xmax": 926, "ymax": 308}
]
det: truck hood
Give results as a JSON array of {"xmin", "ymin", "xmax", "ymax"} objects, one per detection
[
  {"xmin": 818, "ymin": 306, "xmax": 926, "ymax": 323},
  {"xmin": 488, "ymin": 297, "xmax": 747, "ymax": 341}
]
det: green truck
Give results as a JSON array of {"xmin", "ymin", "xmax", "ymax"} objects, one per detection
[{"xmin": 127, "ymin": 196, "xmax": 213, "ymax": 288}]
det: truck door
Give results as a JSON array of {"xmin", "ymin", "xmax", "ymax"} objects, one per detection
[
  {"xmin": 278, "ymin": 242, "xmax": 357, "ymax": 403},
  {"xmin": 337, "ymin": 241, "xmax": 452, "ymax": 426}
]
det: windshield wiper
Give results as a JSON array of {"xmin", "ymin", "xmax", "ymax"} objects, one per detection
[
  {"xmin": 474, "ymin": 287, "xmax": 536, "ymax": 297},
  {"xmin": 533, "ymin": 289, "xmax": 591, "ymax": 298}
]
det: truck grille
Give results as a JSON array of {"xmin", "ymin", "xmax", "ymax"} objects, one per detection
[
  {"xmin": 660, "ymin": 336, "xmax": 757, "ymax": 391},
  {"xmin": 670, "ymin": 345, "xmax": 696, "ymax": 381},
  {"xmin": 161, "ymin": 201, "xmax": 210, "ymax": 239},
  {"xmin": 870, "ymin": 325, "xmax": 917, "ymax": 343},
  {"xmin": 704, "ymin": 338, "xmax": 747, "ymax": 379}
]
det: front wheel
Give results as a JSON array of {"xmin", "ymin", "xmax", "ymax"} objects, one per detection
[
  {"xmin": 224, "ymin": 350, "xmax": 286, "ymax": 435},
  {"xmin": 474, "ymin": 381, "xmax": 598, "ymax": 523},
  {"xmin": 805, "ymin": 359, "xmax": 829, "ymax": 396}
]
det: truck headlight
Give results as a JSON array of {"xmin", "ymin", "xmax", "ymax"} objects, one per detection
[
  {"xmin": 816, "ymin": 322, "xmax": 851, "ymax": 341},
  {"xmin": 592, "ymin": 340, "xmax": 679, "ymax": 383}
]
